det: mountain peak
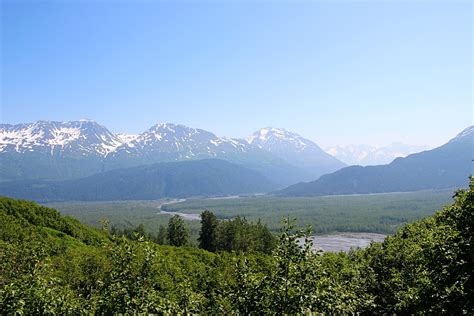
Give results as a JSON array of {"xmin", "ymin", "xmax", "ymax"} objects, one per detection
[
  {"xmin": 245, "ymin": 127, "xmax": 345, "ymax": 178},
  {"xmin": 247, "ymin": 127, "xmax": 318, "ymax": 151},
  {"xmin": 0, "ymin": 120, "xmax": 122, "ymax": 156},
  {"xmin": 247, "ymin": 127, "xmax": 302, "ymax": 145}
]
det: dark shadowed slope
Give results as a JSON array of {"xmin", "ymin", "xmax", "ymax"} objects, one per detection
[
  {"xmin": 278, "ymin": 126, "xmax": 473, "ymax": 196},
  {"xmin": 0, "ymin": 159, "xmax": 277, "ymax": 202}
]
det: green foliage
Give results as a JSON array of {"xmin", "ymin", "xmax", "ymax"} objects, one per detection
[
  {"xmin": 1, "ymin": 180, "xmax": 472, "ymax": 314},
  {"xmin": 46, "ymin": 199, "xmax": 202, "ymax": 242},
  {"xmin": 213, "ymin": 216, "xmax": 275, "ymax": 254},
  {"xmin": 198, "ymin": 210, "xmax": 218, "ymax": 251},
  {"xmin": 359, "ymin": 179, "xmax": 474, "ymax": 314},
  {"xmin": 156, "ymin": 224, "xmax": 167, "ymax": 245},
  {"xmin": 266, "ymin": 218, "xmax": 320, "ymax": 313},
  {"xmin": 167, "ymin": 215, "xmax": 189, "ymax": 247},
  {"xmin": 162, "ymin": 190, "xmax": 453, "ymax": 234},
  {"xmin": 44, "ymin": 190, "xmax": 452, "ymax": 245}
]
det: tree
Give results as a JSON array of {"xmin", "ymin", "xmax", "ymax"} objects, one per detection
[
  {"xmin": 156, "ymin": 225, "xmax": 167, "ymax": 245},
  {"xmin": 198, "ymin": 210, "xmax": 218, "ymax": 252},
  {"xmin": 268, "ymin": 217, "xmax": 319, "ymax": 314},
  {"xmin": 253, "ymin": 219, "xmax": 275, "ymax": 254},
  {"xmin": 167, "ymin": 215, "xmax": 188, "ymax": 247}
]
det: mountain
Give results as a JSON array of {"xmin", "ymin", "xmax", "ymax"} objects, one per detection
[
  {"xmin": 0, "ymin": 120, "xmax": 124, "ymax": 180},
  {"xmin": 0, "ymin": 119, "xmax": 124, "ymax": 156},
  {"xmin": 105, "ymin": 123, "xmax": 309, "ymax": 186},
  {"xmin": 325, "ymin": 143, "xmax": 430, "ymax": 166},
  {"xmin": 0, "ymin": 159, "xmax": 277, "ymax": 202},
  {"xmin": 0, "ymin": 121, "xmax": 326, "ymax": 186},
  {"xmin": 278, "ymin": 126, "xmax": 473, "ymax": 196},
  {"xmin": 108, "ymin": 123, "xmax": 250, "ymax": 165},
  {"xmin": 246, "ymin": 127, "xmax": 345, "ymax": 180}
]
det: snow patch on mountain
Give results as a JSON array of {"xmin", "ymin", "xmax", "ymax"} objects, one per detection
[
  {"xmin": 116, "ymin": 133, "xmax": 139, "ymax": 144},
  {"xmin": 325, "ymin": 143, "xmax": 430, "ymax": 166},
  {"xmin": 110, "ymin": 123, "xmax": 251, "ymax": 160},
  {"xmin": 0, "ymin": 120, "xmax": 125, "ymax": 156}
]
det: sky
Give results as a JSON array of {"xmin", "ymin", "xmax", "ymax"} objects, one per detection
[{"xmin": 1, "ymin": 0, "xmax": 472, "ymax": 148}]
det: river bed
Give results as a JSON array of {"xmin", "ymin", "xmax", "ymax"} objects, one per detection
[
  {"xmin": 157, "ymin": 210, "xmax": 201, "ymax": 221},
  {"xmin": 304, "ymin": 232, "xmax": 386, "ymax": 252}
]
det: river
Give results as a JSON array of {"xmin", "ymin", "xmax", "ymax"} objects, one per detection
[{"xmin": 156, "ymin": 199, "xmax": 202, "ymax": 221}]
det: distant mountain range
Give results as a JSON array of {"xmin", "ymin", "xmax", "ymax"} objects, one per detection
[
  {"xmin": 0, "ymin": 120, "xmax": 345, "ymax": 186},
  {"xmin": 278, "ymin": 126, "xmax": 473, "ymax": 196},
  {"xmin": 0, "ymin": 159, "xmax": 277, "ymax": 202},
  {"xmin": 325, "ymin": 143, "xmax": 430, "ymax": 166}
]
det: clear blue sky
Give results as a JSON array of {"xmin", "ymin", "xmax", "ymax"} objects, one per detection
[{"xmin": 1, "ymin": 0, "xmax": 472, "ymax": 147}]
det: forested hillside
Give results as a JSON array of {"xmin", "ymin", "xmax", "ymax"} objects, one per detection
[
  {"xmin": 0, "ymin": 159, "xmax": 277, "ymax": 202},
  {"xmin": 1, "ymin": 179, "xmax": 472, "ymax": 314}
]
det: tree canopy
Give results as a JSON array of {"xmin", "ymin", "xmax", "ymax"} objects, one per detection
[{"xmin": 1, "ymin": 178, "xmax": 472, "ymax": 314}]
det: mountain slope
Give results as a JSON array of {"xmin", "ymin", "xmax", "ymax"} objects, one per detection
[
  {"xmin": 278, "ymin": 126, "xmax": 473, "ymax": 196},
  {"xmin": 0, "ymin": 120, "xmax": 124, "ymax": 180},
  {"xmin": 0, "ymin": 159, "xmax": 277, "ymax": 202},
  {"xmin": 247, "ymin": 127, "xmax": 345, "ymax": 180}
]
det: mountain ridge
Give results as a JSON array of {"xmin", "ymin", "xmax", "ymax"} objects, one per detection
[
  {"xmin": 277, "ymin": 126, "xmax": 473, "ymax": 196},
  {"xmin": 0, "ymin": 120, "xmax": 345, "ymax": 186}
]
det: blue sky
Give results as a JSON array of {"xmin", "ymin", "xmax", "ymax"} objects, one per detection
[{"xmin": 1, "ymin": 0, "xmax": 472, "ymax": 147}]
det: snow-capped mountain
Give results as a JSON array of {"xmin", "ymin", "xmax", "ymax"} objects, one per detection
[
  {"xmin": 0, "ymin": 120, "xmax": 123, "ymax": 157},
  {"xmin": 105, "ymin": 123, "xmax": 308, "ymax": 186},
  {"xmin": 247, "ymin": 127, "xmax": 346, "ymax": 178},
  {"xmin": 247, "ymin": 127, "xmax": 314, "ymax": 153},
  {"xmin": 325, "ymin": 143, "xmax": 430, "ymax": 166},
  {"xmin": 0, "ymin": 121, "xmax": 309, "ymax": 185},
  {"xmin": 111, "ymin": 123, "xmax": 249, "ymax": 160}
]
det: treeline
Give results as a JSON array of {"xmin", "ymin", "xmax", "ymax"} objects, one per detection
[
  {"xmin": 161, "ymin": 190, "xmax": 453, "ymax": 234},
  {"xmin": 198, "ymin": 211, "xmax": 275, "ymax": 253},
  {"xmin": 1, "ymin": 179, "xmax": 473, "ymax": 314},
  {"xmin": 111, "ymin": 211, "xmax": 275, "ymax": 254}
]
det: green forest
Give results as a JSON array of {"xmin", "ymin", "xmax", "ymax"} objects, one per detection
[
  {"xmin": 1, "ymin": 181, "xmax": 472, "ymax": 314},
  {"xmin": 47, "ymin": 189, "xmax": 453, "ymax": 242}
]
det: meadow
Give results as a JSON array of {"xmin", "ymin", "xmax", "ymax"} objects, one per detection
[{"xmin": 47, "ymin": 189, "xmax": 455, "ymax": 238}]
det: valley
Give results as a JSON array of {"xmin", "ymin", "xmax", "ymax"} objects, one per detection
[
  {"xmin": 46, "ymin": 189, "xmax": 454, "ymax": 247},
  {"xmin": 2, "ymin": 2, "xmax": 472, "ymax": 313}
]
